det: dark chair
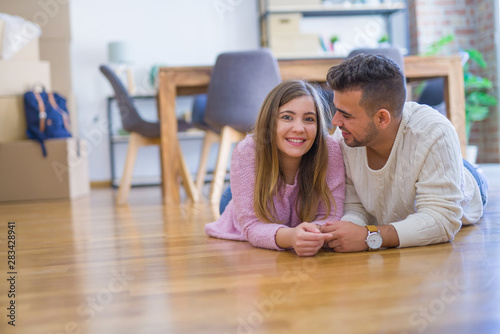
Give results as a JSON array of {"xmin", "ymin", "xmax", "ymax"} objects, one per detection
[
  {"xmin": 417, "ymin": 78, "xmax": 446, "ymax": 115},
  {"xmin": 191, "ymin": 94, "xmax": 209, "ymax": 130},
  {"xmin": 418, "ymin": 52, "xmax": 470, "ymax": 117},
  {"xmin": 99, "ymin": 65, "xmax": 192, "ymax": 205},
  {"xmin": 194, "ymin": 49, "xmax": 282, "ymax": 207}
]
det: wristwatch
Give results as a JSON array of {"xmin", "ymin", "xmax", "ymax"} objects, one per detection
[{"xmin": 365, "ymin": 225, "xmax": 383, "ymax": 251}]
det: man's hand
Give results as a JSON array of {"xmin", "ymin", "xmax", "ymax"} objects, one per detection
[{"xmin": 320, "ymin": 221, "xmax": 368, "ymax": 252}]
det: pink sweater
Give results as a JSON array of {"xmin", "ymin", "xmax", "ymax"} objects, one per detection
[{"xmin": 205, "ymin": 135, "xmax": 345, "ymax": 250}]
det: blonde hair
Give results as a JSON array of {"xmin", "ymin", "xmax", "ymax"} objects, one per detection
[{"xmin": 253, "ymin": 80, "xmax": 335, "ymax": 224}]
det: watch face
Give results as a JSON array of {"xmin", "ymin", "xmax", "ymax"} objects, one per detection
[{"xmin": 367, "ymin": 233, "xmax": 383, "ymax": 249}]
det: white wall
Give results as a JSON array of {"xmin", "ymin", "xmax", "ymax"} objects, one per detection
[{"xmin": 70, "ymin": 0, "xmax": 259, "ymax": 182}]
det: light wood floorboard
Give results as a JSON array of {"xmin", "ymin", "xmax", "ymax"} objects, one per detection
[{"xmin": 1, "ymin": 165, "xmax": 499, "ymax": 334}]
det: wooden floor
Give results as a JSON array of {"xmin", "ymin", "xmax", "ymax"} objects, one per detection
[{"xmin": 1, "ymin": 165, "xmax": 499, "ymax": 334}]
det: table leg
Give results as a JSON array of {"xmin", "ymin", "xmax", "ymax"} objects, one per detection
[
  {"xmin": 157, "ymin": 72, "xmax": 200, "ymax": 205},
  {"xmin": 158, "ymin": 72, "xmax": 181, "ymax": 205},
  {"xmin": 443, "ymin": 57, "xmax": 467, "ymax": 157}
]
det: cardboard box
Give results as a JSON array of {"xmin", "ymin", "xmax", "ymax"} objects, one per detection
[
  {"xmin": 0, "ymin": 19, "xmax": 40, "ymax": 61},
  {"xmin": 270, "ymin": 34, "xmax": 320, "ymax": 56},
  {"xmin": 0, "ymin": 138, "xmax": 90, "ymax": 202},
  {"xmin": 39, "ymin": 39, "xmax": 72, "ymax": 93},
  {"xmin": 268, "ymin": 13, "xmax": 302, "ymax": 36},
  {"xmin": 10, "ymin": 38, "xmax": 40, "ymax": 62},
  {"xmin": 66, "ymin": 92, "xmax": 78, "ymax": 136},
  {"xmin": 0, "ymin": 0, "xmax": 71, "ymax": 40},
  {"xmin": 268, "ymin": 0, "xmax": 322, "ymax": 8},
  {"xmin": 0, "ymin": 60, "xmax": 51, "ymax": 95},
  {"xmin": 0, "ymin": 96, "xmax": 27, "ymax": 142}
]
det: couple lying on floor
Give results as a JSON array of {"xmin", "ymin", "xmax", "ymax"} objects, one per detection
[{"xmin": 205, "ymin": 54, "xmax": 488, "ymax": 257}]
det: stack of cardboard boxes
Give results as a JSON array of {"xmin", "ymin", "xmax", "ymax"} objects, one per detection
[
  {"xmin": 267, "ymin": 13, "xmax": 320, "ymax": 57},
  {"xmin": 264, "ymin": 0, "xmax": 322, "ymax": 57},
  {"xmin": 0, "ymin": 18, "xmax": 51, "ymax": 142},
  {"xmin": 0, "ymin": 1, "xmax": 89, "ymax": 202}
]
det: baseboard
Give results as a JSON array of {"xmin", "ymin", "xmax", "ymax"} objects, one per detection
[{"xmin": 90, "ymin": 180, "xmax": 112, "ymax": 188}]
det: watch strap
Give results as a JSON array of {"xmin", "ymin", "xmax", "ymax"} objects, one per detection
[{"xmin": 366, "ymin": 225, "xmax": 378, "ymax": 233}]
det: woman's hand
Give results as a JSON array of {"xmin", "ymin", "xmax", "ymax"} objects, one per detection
[
  {"xmin": 294, "ymin": 223, "xmax": 332, "ymax": 256},
  {"xmin": 276, "ymin": 223, "xmax": 332, "ymax": 256}
]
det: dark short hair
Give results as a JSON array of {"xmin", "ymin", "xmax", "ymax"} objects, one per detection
[{"xmin": 326, "ymin": 54, "xmax": 406, "ymax": 117}]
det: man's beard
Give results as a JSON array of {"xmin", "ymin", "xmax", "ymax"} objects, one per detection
[{"xmin": 344, "ymin": 121, "xmax": 378, "ymax": 147}]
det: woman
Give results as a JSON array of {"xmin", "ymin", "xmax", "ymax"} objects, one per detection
[{"xmin": 205, "ymin": 80, "xmax": 345, "ymax": 256}]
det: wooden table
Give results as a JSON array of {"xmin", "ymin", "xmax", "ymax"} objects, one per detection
[{"xmin": 158, "ymin": 55, "xmax": 466, "ymax": 205}]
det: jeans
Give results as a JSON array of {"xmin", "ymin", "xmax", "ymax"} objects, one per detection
[
  {"xmin": 219, "ymin": 185, "xmax": 233, "ymax": 215},
  {"xmin": 463, "ymin": 159, "xmax": 489, "ymax": 206}
]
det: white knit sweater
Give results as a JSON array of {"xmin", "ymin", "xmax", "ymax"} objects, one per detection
[{"xmin": 333, "ymin": 102, "xmax": 483, "ymax": 248}]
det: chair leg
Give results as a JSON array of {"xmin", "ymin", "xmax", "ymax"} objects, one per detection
[
  {"xmin": 177, "ymin": 141, "xmax": 200, "ymax": 203},
  {"xmin": 116, "ymin": 133, "xmax": 160, "ymax": 206},
  {"xmin": 116, "ymin": 132, "xmax": 141, "ymax": 205},
  {"xmin": 209, "ymin": 126, "xmax": 245, "ymax": 206},
  {"xmin": 195, "ymin": 130, "xmax": 220, "ymax": 194}
]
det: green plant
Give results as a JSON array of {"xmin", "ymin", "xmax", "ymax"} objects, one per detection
[
  {"xmin": 378, "ymin": 34, "xmax": 389, "ymax": 44},
  {"xmin": 463, "ymin": 49, "xmax": 497, "ymax": 139},
  {"xmin": 422, "ymin": 34, "xmax": 454, "ymax": 56},
  {"xmin": 421, "ymin": 35, "xmax": 497, "ymax": 141}
]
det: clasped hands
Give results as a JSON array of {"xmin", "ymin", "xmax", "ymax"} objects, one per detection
[{"xmin": 292, "ymin": 221, "xmax": 368, "ymax": 256}]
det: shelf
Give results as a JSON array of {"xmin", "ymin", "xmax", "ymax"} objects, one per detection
[
  {"xmin": 263, "ymin": 2, "xmax": 405, "ymax": 17},
  {"xmin": 259, "ymin": 0, "xmax": 408, "ymax": 60}
]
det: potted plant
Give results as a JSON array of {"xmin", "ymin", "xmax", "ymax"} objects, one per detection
[
  {"xmin": 463, "ymin": 49, "xmax": 497, "ymax": 140},
  {"xmin": 421, "ymin": 35, "xmax": 497, "ymax": 162}
]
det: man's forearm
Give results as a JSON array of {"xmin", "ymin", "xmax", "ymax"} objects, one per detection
[{"xmin": 379, "ymin": 225, "xmax": 400, "ymax": 248}]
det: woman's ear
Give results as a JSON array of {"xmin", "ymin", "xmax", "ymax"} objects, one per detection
[{"xmin": 374, "ymin": 108, "xmax": 391, "ymax": 130}]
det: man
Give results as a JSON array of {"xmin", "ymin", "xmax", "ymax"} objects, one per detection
[{"xmin": 322, "ymin": 54, "xmax": 487, "ymax": 252}]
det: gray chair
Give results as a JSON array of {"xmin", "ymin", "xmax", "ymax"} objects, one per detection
[
  {"xmin": 99, "ymin": 65, "xmax": 192, "ymax": 205},
  {"xmin": 347, "ymin": 47, "xmax": 405, "ymax": 73},
  {"xmin": 194, "ymin": 49, "xmax": 282, "ymax": 207}
]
